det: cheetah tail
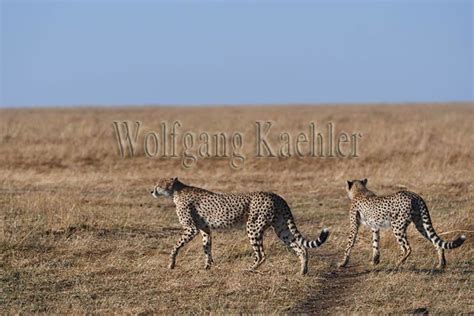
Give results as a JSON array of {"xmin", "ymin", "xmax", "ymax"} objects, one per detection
[
  {"xmin": 287, "ymin": 219, "xmax": 330, "ymax": 248},
  {"xmin": 424, "ymin": 227, "xmax": 466, "ymax": 250},
  {"xmin": 417, "ymin": 199, "xmax": 466, "ymax": 250}
]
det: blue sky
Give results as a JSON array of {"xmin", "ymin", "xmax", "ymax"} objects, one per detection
[{"xmin": 1, "ymin": 1, "xmax": 472, "ymax": 107}]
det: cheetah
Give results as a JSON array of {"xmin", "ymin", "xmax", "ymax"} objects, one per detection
[
  {"xmin": 339, "ymin": 179, "xmax": 466, "ymax": 269},
  {"xmin": 151, "ymin": 177, "xmax": 329, "ymax": 275}
]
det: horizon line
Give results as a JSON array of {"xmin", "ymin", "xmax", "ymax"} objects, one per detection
[{"xmin": 1, "ymin": 100, "xmax": 474, "ymax": 110}]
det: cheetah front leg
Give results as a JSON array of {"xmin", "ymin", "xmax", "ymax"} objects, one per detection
[
  {"xmin": 200, "ymin": 229, "xmax": 214, "ymax": 270},
  {"xmin": 339, "ymin": 210, "xmax": 360, "ymax": 268},
  {"xmin": 371, "ymin": 228, "xmax": 380, "ymax": 265},
  {"xmin": 169, "ymin": 226, "xmax": 198, "ymax": 269}
]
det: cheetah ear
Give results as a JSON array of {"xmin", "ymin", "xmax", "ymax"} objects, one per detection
[
  {"xmin": 172, "ymin": 177, "xmax": 178, "ymax": 183},
  {"xmin": 347, "ymin": 180, "xmax": 353, "ymax": 190},
  {"xmin": 362, "ymin": 178, "xmax": 368, "ymax": 186}
]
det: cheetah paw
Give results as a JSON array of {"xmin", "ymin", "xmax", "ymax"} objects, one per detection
[{"xmin": 338, "ymin": 261, "xmax": 348, "ymax": 268}]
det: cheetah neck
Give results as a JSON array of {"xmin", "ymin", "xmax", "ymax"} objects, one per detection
[
  {"xmin": 172, "ymin": 181, "xmax": 187, "ymax": 192},
  {"xmin": 353, "ymin": 188, "xmax": 376, "ymax": 199}
]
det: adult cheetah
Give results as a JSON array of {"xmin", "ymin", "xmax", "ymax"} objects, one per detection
[
  {"xmin": 151, "ymin": 178, "xmax": 329, "ymax": 275},
  {"xmin": 339, "ymin": 179, "xmax": 466, "ymax": 269}
]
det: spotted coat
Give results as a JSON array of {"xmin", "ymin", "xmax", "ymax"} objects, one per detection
[
  {"xmin": 151, "ymin": 177, "xmax": 329, "ymax": 275},
  {"xmin": 339, "ymin": 179, "xmax": 466, "ymax": 269}
]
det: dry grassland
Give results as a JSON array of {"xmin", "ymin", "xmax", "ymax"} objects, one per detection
[{"xmin": 1, "ymin": 104, "xmax": 473, "ymax": 313}]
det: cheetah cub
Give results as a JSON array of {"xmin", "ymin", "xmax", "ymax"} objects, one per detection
[
  {"xmin": 151, "ymin": 178, "xmax": 330, "ymax": 275},
  {"xmin": 339, "ymin": 179, "xmax": 465, "ymax": 269}
]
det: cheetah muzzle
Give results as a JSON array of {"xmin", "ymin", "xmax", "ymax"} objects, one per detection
[{"xmin": 151, "ymin": 177, "xmax": 330, "ymax": 275}]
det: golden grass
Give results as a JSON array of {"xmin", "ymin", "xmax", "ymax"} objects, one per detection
[{"xmin": 1, "ymin": 103, "xmax": 473, "ymax": 313}]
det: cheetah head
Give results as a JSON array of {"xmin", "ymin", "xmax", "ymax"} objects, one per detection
[
  {"xmin": 151, "ymin": 177, "xmax": 179, "ymax": 198},
  {"xmin": 346, "ymin": 178, "xmax": 368, "ymax": 199}
]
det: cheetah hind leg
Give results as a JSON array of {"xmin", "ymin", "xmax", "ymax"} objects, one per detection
[
  {"xmin": 412, "ymin": 210, "xmax": 446, "ymax": 269},
  {"xmin": 394, "ymin": 228, "xmax": 411, "ymax": 267},
  {"xmin": 371, "ymin": 228, "xmax": 380, "ymax": 265},
  {"xmin": 437, "ymin": 246, "xmax": 446, "ymax": 269},
  {"xmin": 200, "ymin": 230, "xmax": 214, "ymax": 270},
  {"xmin": 274, "ymin": 225, "xmax": 308, "ymax": 275},
  {"xmin": 248, "ymin": 244, "xmax": 266, "ymax": 271},
  {"xmin": 292, "ymin": 242, "xmax": 308, "ymax": 275},
  {"xmin": 246, "ymin": 224, "xmax": 266, "ymax": 271}
]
